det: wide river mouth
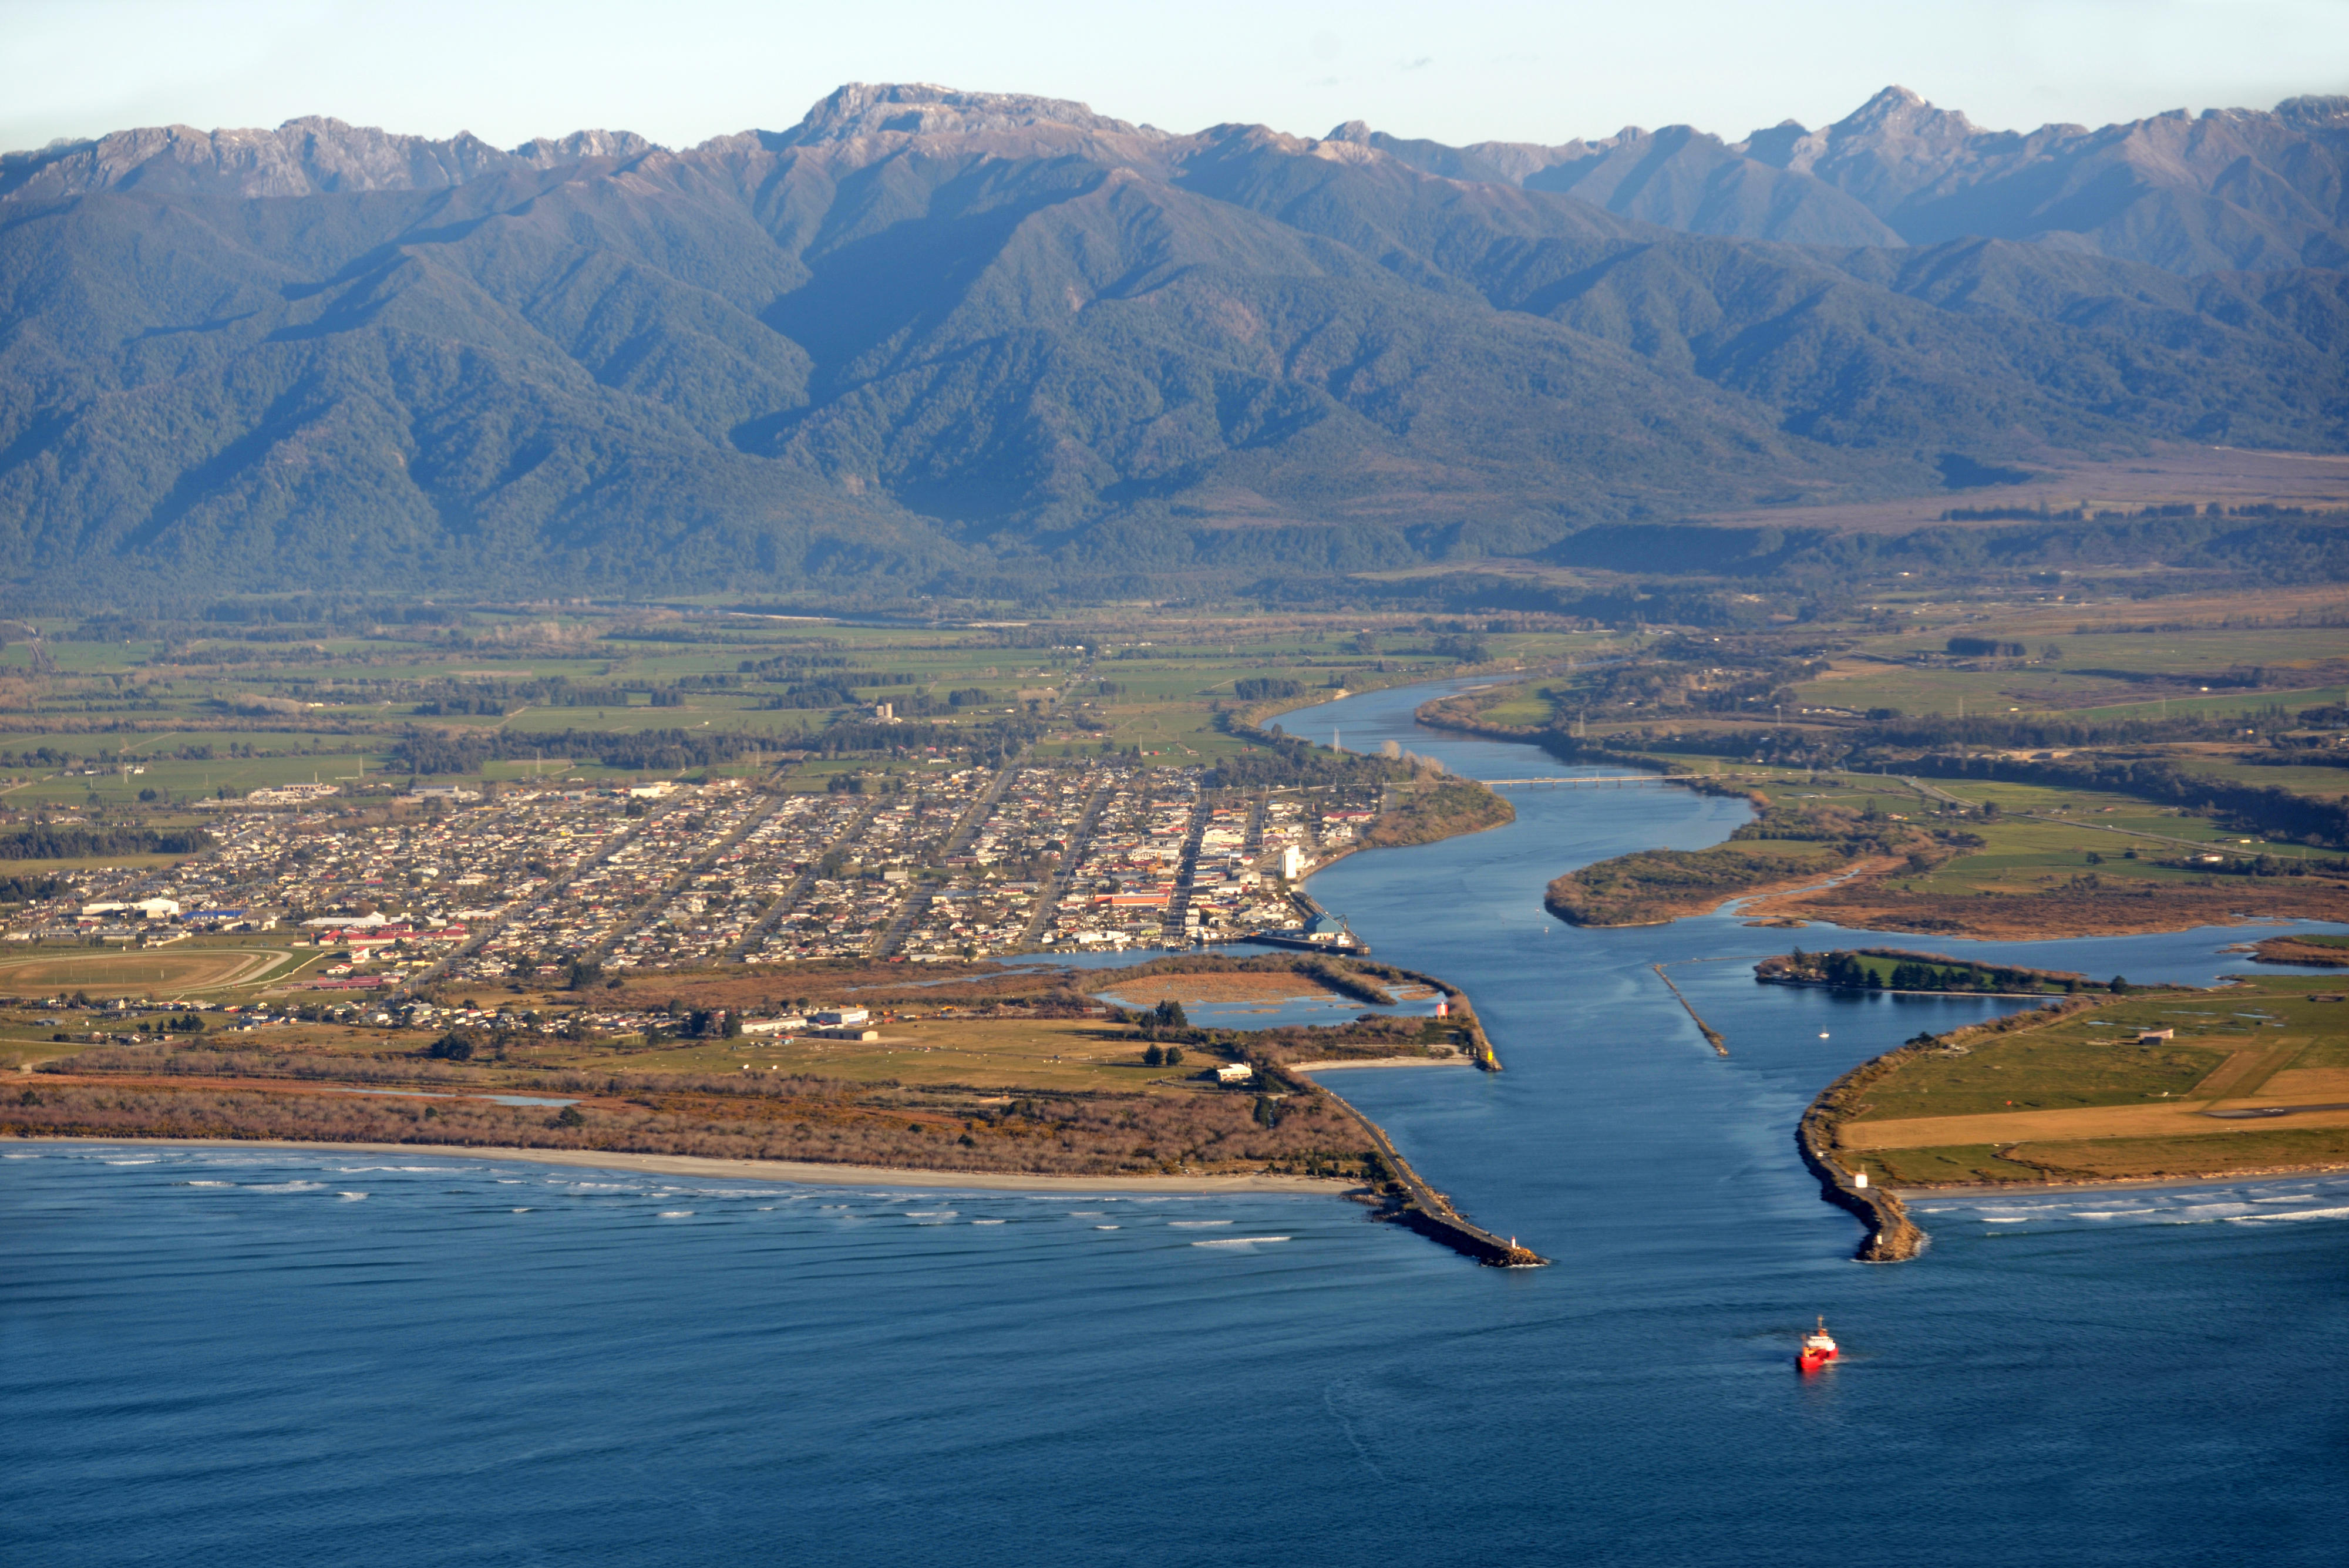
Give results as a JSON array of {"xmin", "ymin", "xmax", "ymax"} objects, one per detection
[{"xmin": 6, "ymin": 674, "xmax": 2346, "ymax": 1566}]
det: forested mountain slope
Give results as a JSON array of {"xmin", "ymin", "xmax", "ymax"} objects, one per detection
[{"xmin": 1, "ymin": 83, "xmax": 2343, "ymax": 601}]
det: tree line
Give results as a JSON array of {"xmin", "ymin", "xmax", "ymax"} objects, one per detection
[{"xmin": 0, "ymin": 825, "xmax": 210, "ymax": 860}]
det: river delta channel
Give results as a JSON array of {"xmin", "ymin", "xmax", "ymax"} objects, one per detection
[{"xmin": 4, "ymin": 678, "xmax": 2345, "ymax": 1566}]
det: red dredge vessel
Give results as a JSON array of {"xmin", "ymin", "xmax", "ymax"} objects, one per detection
[{"xmin": 1797, "ymin": 1317, "xmax": 1839, "ymax": 1372}]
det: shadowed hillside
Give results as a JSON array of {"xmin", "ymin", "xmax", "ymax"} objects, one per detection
[{"xmin": 1, "ymin": 83, "xmax": 2344, "ymax": 602}]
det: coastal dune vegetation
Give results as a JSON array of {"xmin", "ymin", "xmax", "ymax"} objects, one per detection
[
  {"xmin": 1, "ymin": 1058, "xmax": 1380, "ymax": 1179},
  {"xmin": 0, "ymin": 941, "xmax": 1488, "ymax": 1183}
]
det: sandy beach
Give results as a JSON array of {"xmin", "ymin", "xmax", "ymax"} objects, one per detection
[
  {"xmin": 2, "ymin": 1135, "xmax": 1358, "ymax": 1194},
  {"xmin": 1288, "ymin": 1057, "xmax": 1472, "ymax": 1071}
]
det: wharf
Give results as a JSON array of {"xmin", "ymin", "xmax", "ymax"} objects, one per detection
[{"xmin": 1243, "ymin": 932, "xmax": 1373, "ymax": 958}]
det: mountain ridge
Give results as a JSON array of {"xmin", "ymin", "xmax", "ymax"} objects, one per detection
[
  {"xmin": 0, "ymin": 82, "xmax": 2343, "ymax": 604},
  {"xmin": 1345, "ymin": 85, "xmax": 2349, "ymax": 275},
  {"xmin": 14, "ymin": 83, "xmax": 2345, "ymax": 273}
]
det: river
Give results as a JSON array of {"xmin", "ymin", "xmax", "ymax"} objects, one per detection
[{"xmin": 4, "ymin": 678, "xmax": 2345, "ymax": 1565}]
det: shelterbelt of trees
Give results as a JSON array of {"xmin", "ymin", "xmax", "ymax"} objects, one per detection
[{"xmin": 1758, "ymin": 948, "xmax": 2141, "ymax": 997}]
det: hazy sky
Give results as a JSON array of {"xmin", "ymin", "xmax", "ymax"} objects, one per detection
[{"xmin": 4, "ymin": 0, "xmax": 2345, "ymax": 154}]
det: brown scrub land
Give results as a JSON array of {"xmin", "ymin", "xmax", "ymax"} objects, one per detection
[
  {"xmin": 1090, "ymin": 971, "xmax": 1348, "ymax": 1002},
  {"xmin": 0, "ymin": 954, "xmax": 1483, "ymax": 1186},
  {"xmin": 1754, "ymin": 880, "xmax": 2349, "ymax": 940},
  {"xmin": 1544, "ymin": 799, "xmax": 1937, "ymax": 927},
  {"xmin": 2249, "ymin": 934, "xmax": 2349, "ymax": 967}
]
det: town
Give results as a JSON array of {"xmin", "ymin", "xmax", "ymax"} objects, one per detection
[{"xmin": 4, "ymin": 763, "xmax": 1386, "ymax": 1028}]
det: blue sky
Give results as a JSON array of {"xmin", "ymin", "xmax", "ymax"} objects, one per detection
[{"xmin": 4, "ymin": 0, "xmax": 2345, "ymax": 154}]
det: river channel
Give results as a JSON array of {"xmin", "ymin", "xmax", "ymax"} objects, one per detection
[{"xmin": 3, "ymin": 677, "xmax": 2344, "ymax": 1565}]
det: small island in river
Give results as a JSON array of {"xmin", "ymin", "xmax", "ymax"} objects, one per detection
[{"xmin": 1757, "ymin": 947, "xmax": 2151, "ymax": 998}]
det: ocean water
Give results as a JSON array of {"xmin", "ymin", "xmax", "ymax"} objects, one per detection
[{"xmin": 5, "ymin": 680, "xmax": 2347, "ymax": 1566}]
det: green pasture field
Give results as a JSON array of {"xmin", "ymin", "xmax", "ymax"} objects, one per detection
[
  {"xmin": 1850, "ymin": 624, "xmax": 2349, "ymax": 673},
  {"xmin": 2162, "ymin": 756, "xmax": 2349, "ymax": 798},
  {"xmin": 1911, "ymin": 775, "xmax": 2322, "ymax": 850},
  {"xmin": 539, "ymin": 1013, "xmax": 1195, "ymax": 1095},
  {"xmin": 0, "ymin": 609, "xmax": 1791, "ymax": 828},
  {"xmin": 1798, "ymin": 591, "xmax": 2349, "ymax": 718},
  {"xmin": 35, "ymin": 641, "xmax": 166, "ymax": 674},
  {"xmin": 2054, "ymin": 627, "xmax": 2349, "ymax": 671},
  {"xmin": 2064, "ymin": 686, "xmax": 2345, "ymax": 722},
  {"xmin": 1849, "ymin": 1032, "xmax": 2230, "ymax": 1121},
  {"xmin": 1841, "ymin": 976, "xmax": 2349, "ymax": 1185},
  {"xmin": 0, "ymin": 852, "xmax": 194, "ymax": 875},
  {"xmin": 0, "ymin": 1034, "xmax": 75, "ymax": 1071},
  {"xmin": 1792, "ymin": 662, "xmax": 2059, "ymax": 716},
  {"xmin": 1868, "ymin": 779, "xmax": 2327, "ymax": 895},
  {"xmin": 1793, "ymin": 658, "xmax": 2341, "ymax": 720},
  {"xmin": 497, "ymin": 704, "xmax": 822, "ymax": 738},
  {"xmin": 347, "ymin": 656, "xmax": 624, "ymax": 683},
  {"xmin": 1845, "ymin": 590, "xmax": 2349, "ymax": 657},
  {"xmin": 1598, "ymin": 766, "xmax": 2330, "ymax": 894},
  {"xmin": 100, "ymin": 729, "xmax": 367, "ymax": 757},
  {"xmin": 1853, "ymin": 977, "xmax": 2348, "ymax": 1119},
  {"xmin": 1468, "ymin": 681, "xmax": 1559, "ymax": 726},
  {"xmin": 1, "ymin": 750, "xmax": 391, "ymax": 809}
]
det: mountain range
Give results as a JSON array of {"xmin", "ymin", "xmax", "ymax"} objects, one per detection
[
  {"xmin": 1336, "ymin": 86, "xmax": 2349, "ymax": 275},
  {"xmin": 2, "ymin": 82, "xmax": 2344, "ymax": 603}
]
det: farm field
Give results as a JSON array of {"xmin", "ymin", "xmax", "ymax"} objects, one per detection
[
  {"xmin": 1876, "ymin": 779, "xmax": 2334, "ymax": 897},
  {"xmin": 0, "ymin": 607, "xmax": 1580, "ymax": 805},
  {"xmin": 2163, "ymin": 756, "xmax": 2349, "ymax": 798},
  {"xmin": 1783, "ymin": 584, "xmax": 2349, "ymax": 719},
  {"xmin": 1526, "ymin": 761, "xmax": 2349, "ymax": 934},
  {"xmin": 1793, "ymin": 664, "xmax": 2342, "ymax": 721},
  {"xmin": 1832, "ymin": 977, "xmax": 2349, "ymax": 1186},
  {"xmin": 4, "ymin": 752, "xmax": 392, "ymax": 809}
]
